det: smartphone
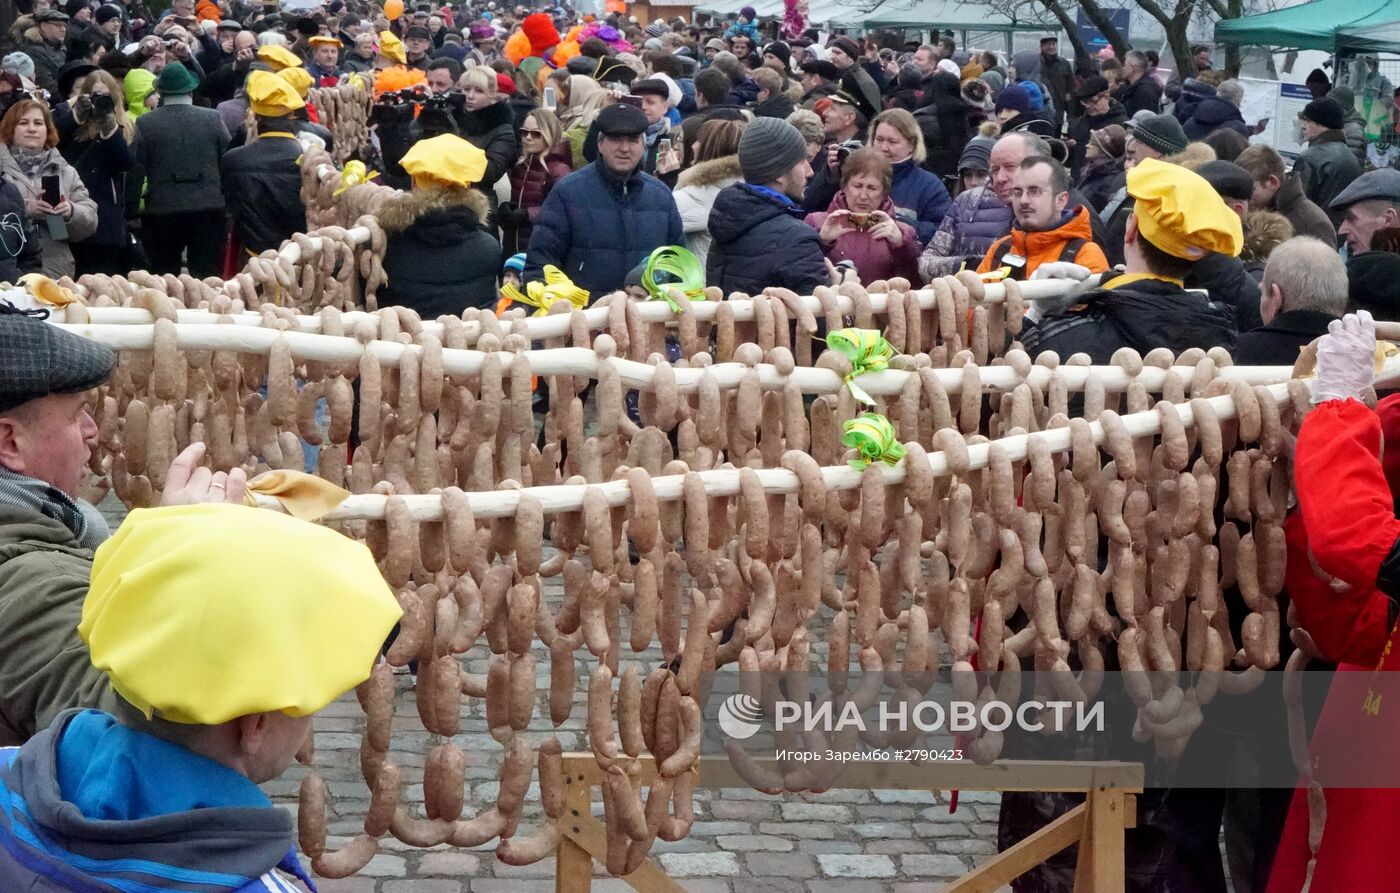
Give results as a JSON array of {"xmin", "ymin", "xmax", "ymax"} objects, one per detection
[
  {"xmin": 542, "ymin": 86, "xmax": 557, "ymax": 110},
  {"xmin": 619, "ymin": 94, "xmax": 643, "ymax": 109},
  {"xmin": 41, "ymin": 174, "xmax": 60, "ymax": 207},
  {"xmin": 658, "ymin": 137, "xmax": 672, "ymax": 156}
]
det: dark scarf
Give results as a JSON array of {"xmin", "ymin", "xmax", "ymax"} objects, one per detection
[{"xmin": 0, "ymin": 463, "xmax": 107, "ymax": 549}]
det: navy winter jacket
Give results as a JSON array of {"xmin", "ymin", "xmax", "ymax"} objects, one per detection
[
  {"xmin": 888, "ymin": 157, "xmax": 952, "ymax": 245},
  {"xmin": 524, "ymin": 161, "xmax": 683, "ymax": 296},
  {"xmin": 1183, "ymin": 96, "xmax": 1251, "ymax": 141},
  {"xmin": 707, "ymin": 182, "xmax": 829, "ymax": 296}
]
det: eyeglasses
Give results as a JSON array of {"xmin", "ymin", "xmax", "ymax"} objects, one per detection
[{"xmin": 521, "ymin": 129, "xmax": 544, "ymax": 138}]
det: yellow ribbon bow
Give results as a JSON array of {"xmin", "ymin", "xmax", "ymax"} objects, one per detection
[
  {"xmin": 243, "ymin": 470, "xmax": 350, "ymax": 521},
  {"xmin": 18, "ymin": 273, "xmax": 80, "ymax": 307},
  {"xmin": 333, "ymin": 160, "xmax": 379, "ymax": 196},
  {"xmin": 826, "ymin": 328, "xmax": 893, "ymax": 406},
  {"xmin": 842, "ymin": 412, "xmax": 906, "ymax": 470},
  {"xmin": 499, "ymin": 264, "xmax": 590, "ymax": 317}
]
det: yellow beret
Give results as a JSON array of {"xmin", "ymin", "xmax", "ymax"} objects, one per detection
[
  {"xmin": 256, "ymin": 44, "xmax": 304, "ymax": 72},
  {"xmin": 378, "ymin": 30, "xmax": 406, "ymax": 65},
  {"xmin": 308, "ymin": 35, "xmax": 343, "ymax": 48},
  {"xmin": 247, "ymin": 69, "xmax": 305, "ymax": 116},
  {"xmin": 1127, "ymin": 157, "xmax": 1243, "ymax": 260},
  {"xmin": 278, "ymin": 65, "xmax": 314, "ymax": 98},
  {"xmin": 81, "ymin": 504, "xmax": 401, "ymax": 725},
  {"xmin": 401, "ymin": 133, "xmax": 488, "ymax": 187}
]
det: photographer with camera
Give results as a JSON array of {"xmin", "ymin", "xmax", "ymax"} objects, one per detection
[
  {"xmin": 374, "ymin": 62, "xmax": 516, "ymax": 193},
  {"xmin": 199, "ymin": 25, "xmax": 254, "ymax": 108},
  {"xmin": 219, "ymin": 71, "xmax": 306, "ymax": 255},
  {"xmin": 801, "ymin": 88, "xmax": 865, "ymax": 213},
  {"xmin": 805, "ymin": 147, "xmax": 919, "ymax": 283},
  {"xmin": 58, "ymin": 69, "xmax": 135, "ymax": 276}
]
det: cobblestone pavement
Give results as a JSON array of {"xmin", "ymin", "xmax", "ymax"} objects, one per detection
[{"xmin": 97, "ymin": 497, "xmax": 1009, "ymax": 893}]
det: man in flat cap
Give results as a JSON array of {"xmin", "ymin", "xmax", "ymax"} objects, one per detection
[
  {"xmin": 0, "ymin": 503, "xmax": 400, "ymax": 891},
  {"xmin": 0, "ymin": 305, "xmax": 243, "ymax": 745},
  {"xmin": 525, "ymin": 103, "xmax": 682, "ymax": 295},
  {"xmin": 1329, "ymin": 168, "xmax": 1400, "ymax": 257},
  {"xmin": 1296, "ymin": 96, "xmax": 1362, "ymax": 226},
  {"xmin": 1021, "ymin": 157, "xmax": 1241, "ymax": 363}
]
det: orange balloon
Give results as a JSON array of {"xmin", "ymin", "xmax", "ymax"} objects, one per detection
[{"xmin": 385, "ymin": 0, "xmax": 403, "ymax": 20}]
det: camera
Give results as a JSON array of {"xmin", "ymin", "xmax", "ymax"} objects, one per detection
[{"xmin": 834, "ymin": 139, "xmax": 863, "ymax": 165}]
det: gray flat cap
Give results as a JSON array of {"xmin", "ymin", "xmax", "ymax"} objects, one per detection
[
  {"xmin": 0, "ymin": 304, "xmax": 115, "ymax": 412},
  {"xmin": 1330, "ymin": 168, "xmax": 1400, "ymax": 210}
]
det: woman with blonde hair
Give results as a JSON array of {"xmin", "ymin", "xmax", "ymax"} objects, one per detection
[
  {"xmin": 58, "ymin": 70, "xmax": 135, "ymax": 275},
  {"xmin": 0, "ymin": 98, "xmax": 96, "ymax": 277},
  {"xmin": 457, "ymin": 65, "xmax": 519, "ymax": 191},
  {"xmin": 866, "ymin": 107, "xmax": 951, "ymax": 244},
  {"xmin": 501, "ymin": 106, "xmax": 572, "ymax": 256}
]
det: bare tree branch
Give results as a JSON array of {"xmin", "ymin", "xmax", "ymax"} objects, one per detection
[{"xmin": 1075, "ymin": 0, "xmax": 1132, "ymax": 59}]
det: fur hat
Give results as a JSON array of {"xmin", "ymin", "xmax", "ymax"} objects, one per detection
[
  {"xmin": 522, "ymin": 12, "xmax": 560, "ymax": 54},
  {"xmin": 1240, "ymin": 209, "xmax": 1293, "ymax": 266}
]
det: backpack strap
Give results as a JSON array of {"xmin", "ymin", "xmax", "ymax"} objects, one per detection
[
  {"xmin": 989, "ymin": 235, "xmax": 1027, "ymax": 280},
  {"xmin": 1056, "ymin": 237, "xmax": 1087, "ymax": 265}
]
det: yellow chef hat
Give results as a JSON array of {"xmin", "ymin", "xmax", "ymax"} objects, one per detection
[
  {"xmin": 401, "ymin": 133, "xmax": 488, "ymax": 188},
  {"xmin": 247, "ymin": 69, "xmax": 305, "ymax": 117},
  {"xmin": 278, "ymin": 65, "xmax": 314, "ymax": 98},
  {"xmin": 256, "ymin": 43, "xmax": 304, "ymax": 73},
  {"xmin": 1126, "ymin": 157, "xmax": 1243, "ymax": 260},
  {"xmin": 378, "ymin": 30, "xmax": 406, "ymax": 65},
  {"xmin": 308, "ymin": 35, "xmax": 343, "ymax": 48},
  {"xmin": 81, "ymin": 504, "xmax": 401, "ymax": 726}
]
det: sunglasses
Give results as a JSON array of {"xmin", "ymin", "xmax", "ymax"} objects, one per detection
[{"xmin": 521, "ymin": 128, "xmax": 544, "ymax": 138}]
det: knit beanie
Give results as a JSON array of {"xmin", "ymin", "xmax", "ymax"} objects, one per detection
[
  {"xmin": 94, "ymin": 3, "xmax": 121, "ymax": 23},
  {"xmin": 764, "ymin": 41, "xmax": 790, "ymax": 68},
  {"xmin": 1300, "ymin": 96, "xmax": 1345, "ymax": 130},
  {"xmin": 830, "ymin": 36, "xmax": 860, "ymax": 61},
  {"xmin": 739, "ymin": 117, "xmax": 808, "ymax": 185},
  {"xmin": 1128, "ymin": 113, "xmax": 1188, "ymax": 157},
  {"xmin": 958, "ymin": 136, "xmax": 995, "ymax": 173},
  {"xmin": 994, "ymin": 82, "xmax": 1033, "ymax": 116}
]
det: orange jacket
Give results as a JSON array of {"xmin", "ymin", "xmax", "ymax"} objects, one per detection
[{"xmin": 975, "ymin": 204, "xmax": 1110, "ymax": 279}]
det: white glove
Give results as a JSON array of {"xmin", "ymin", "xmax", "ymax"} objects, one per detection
[
  {"xmin": 1030, "ymin": 261, "xmax": 1092, "ymax": 281},
  {"xmin": 1313, "ymin": 309, "xmax": 1377, "ymax": 404}
]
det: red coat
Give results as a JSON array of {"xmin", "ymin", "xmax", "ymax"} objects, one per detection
[{"xmin": 1268, "ymin": 395, "xmax": 1400, "ymax": 893}]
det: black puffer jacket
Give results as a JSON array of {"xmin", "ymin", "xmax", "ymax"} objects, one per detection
[
  {"xmin": 1076, "ymin": 158, "xmax": 1125, "ymax": 213},
  {"xmin": 1021, "ymin": 275, "xmax": 1236, "ymax": 363},
  {"xmin": 912, "ymin": 72, "xmax": 970, "ymax": 179},
  {"xmin": 458, "ymin": 100, "xmax": 520, "ymax": 191},
  {"xmin": 707, "ymin": 182, "xmax": 828, "ymax": 296},
  {"xmin": 379, "ymin": 186, "xmax": 501, "ymax": 317},
  {"xmin": 219, "ymin": 128, "xmax": 307, "ymax": 254}
]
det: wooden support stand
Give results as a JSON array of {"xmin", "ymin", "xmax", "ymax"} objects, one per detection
[{"xmin": 552, "ymin": 755, "xmax": 1143, "ymax": 893}]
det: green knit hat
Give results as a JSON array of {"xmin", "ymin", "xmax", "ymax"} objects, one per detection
[{"xmin": 155, "ymin": 63, "xmax": 198, "ymax": 95}]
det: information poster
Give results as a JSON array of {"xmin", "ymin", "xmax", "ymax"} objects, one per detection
[
  {"xmin": 1237, "ymin": 77, "xmax": 1280, "ymax": 148},
  {"xmin": 1274, "ymin": 82, "xmax": 1314, "ymax": 157}
]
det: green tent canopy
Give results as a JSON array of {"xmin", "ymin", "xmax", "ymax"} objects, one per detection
[{"xmin": 1215, "ymin": 0, "xmax": 1400, "ymax": 52}]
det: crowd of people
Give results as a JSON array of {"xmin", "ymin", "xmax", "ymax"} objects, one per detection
[
  {"xmin": 0, "ymin": 0, "xmax": 1394, "ymax": 367},
  {"xmin": 5, "ymin": 3, "xmax": 1400, "ymax": 893}
]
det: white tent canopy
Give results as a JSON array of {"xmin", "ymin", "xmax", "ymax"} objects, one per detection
[
  {"xmin": 694, "ymin": 0, "xmax": 859, "ymax": 28},
  {"xmin": 695, "ymin": 0, "xmax": 1053, "ymax": 31}
]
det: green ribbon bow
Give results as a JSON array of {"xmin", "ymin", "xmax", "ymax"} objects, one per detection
[
  {"xmin": 643, "ymin": 246, "xmax": 707, "ymax": 312},
  {"xmin": 842, "ymin": 412, "xmax": 906, "ymax": 470},
  {"xmin": 826, "ymin": 327, "xmax": 893, "ymax": 406}
]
